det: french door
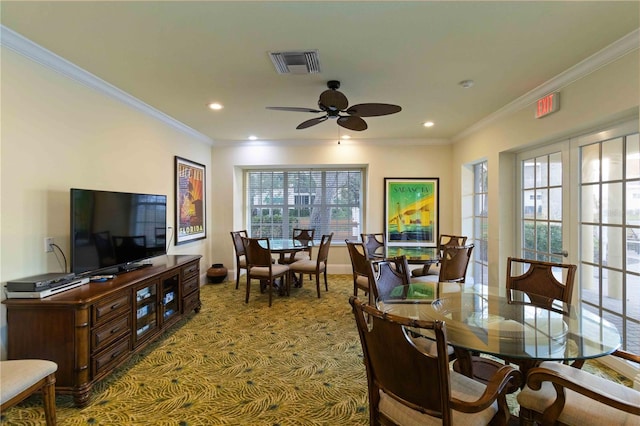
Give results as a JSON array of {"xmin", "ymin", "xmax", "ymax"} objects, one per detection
[{"xmin": 517, "ymin": 119, "xmax": 639, "ymax": 357}]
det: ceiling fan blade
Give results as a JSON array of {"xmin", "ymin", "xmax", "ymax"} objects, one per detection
[
  {"xmin": 266, "ymin": 106, "xmax": 323, "ymax": 113},
  {"xmin": 346, "ymin": 103, "xmax": 402, "ymax": 117},
  {"xmin": 319, "ymin": 89, "xmax": 349, "ymax": 111},
  {"xmin": 337, "ymin": 116, "xmax": 367, "ymax": 131},
  {"xmin": 296, "ymin": 116, "xmax": 328, "ymax": 129}
]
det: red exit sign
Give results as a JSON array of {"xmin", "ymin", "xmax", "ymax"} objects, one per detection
[{"xmin": 535, "ymin": 92, "xmax": 560, "ymax": 118}]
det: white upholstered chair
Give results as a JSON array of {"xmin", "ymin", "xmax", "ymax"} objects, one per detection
[
  {"xmin": 517, "ymin": 349, "xmax": 640, "ymax": 426},
  {"xmin": 0, "ymin": 359, "xmax": 58, "ymax": 425}
]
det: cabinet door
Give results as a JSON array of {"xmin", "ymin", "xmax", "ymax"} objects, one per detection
[
  {"xmin": 160, "ymin": 272, "xmax": 181, "ymax": 325},
  {"xmin": 133, "ymin": 279, "xmax": 159, "ymax": 345}
]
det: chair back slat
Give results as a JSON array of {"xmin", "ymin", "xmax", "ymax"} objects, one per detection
[
  {"xmin": 439, "ymin": 244, "xmax": 474, "ymax": 283},
  {"xmin": 230, "ymin": 230, "xmax": 247, "ymax": 256},
  {"xmin": 242, "ymin": 237, "xmax": 273, "ymax": 267},
  {"xmin": 292, "ymin": 228, "xmax": 315, "ymax": 246},
  {"xmin": 360, "ymin": 233, "xmax": 385, "ymax": 259},
  {"xmin": 316, "ymin": 233, "xmax": 333, "ymax": 264},
  {"xmin": 507, "ymin": 257, "xmax": 576, "ymax": 307},
  {"xmin": 370, "ymin": 259, "xmax": 407, "ymax": 302}
]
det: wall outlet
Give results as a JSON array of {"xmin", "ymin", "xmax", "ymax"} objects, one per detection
[{"xmin": 44, "ymin": 237, "xmax": 54, "ymax": 253}]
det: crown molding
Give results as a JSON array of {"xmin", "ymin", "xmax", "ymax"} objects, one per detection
[
  {"xmin": 1, "ymin": 25, "xmax": 213, "ymax": 145},
  {"xmin": 453, "ymin": 29, "xmax": 640, "ymax": 142}
]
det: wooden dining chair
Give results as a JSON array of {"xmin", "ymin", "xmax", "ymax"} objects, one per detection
[
  {"xmin": 517, "ymin": 349, "xmax": 640, "ymax": 425},
  {"xmin": 360, "ymin": 233, "xmax": 385, "ymax": 259},
  {"xmin": 349, "ymin": 296, "xmax": 519, "ymax": 426},
  {"xmin": 287, "ymin": 233, "xmax": 333, "ymax": 298},
  {"xmin": 412, "ymin": 234, "xmax": 468, "ymax": 277},
  {"xmin": 230, "ymin": 230, "xmax": 248, "ymax": 289},
  {"xmin": 410, "ymin": 244, "xmax": 474, "ymax": 292},
  {"xmin": 506, "ymin": 256, "xmax": 577, "ymax": 309},
  {"xmin": 346, "ymin": 240, "xmax": 372, "ymax": 298},
  {"xmin": 242, "ymin": 237, "xmax": 290, "ymax": 307},
  {"xmin": 454, "ymin": 256, "xmax": 577, "ymax": 391}
]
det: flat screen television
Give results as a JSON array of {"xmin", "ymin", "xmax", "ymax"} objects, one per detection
[{"xmin": 70, "ymin": 188, "xmax": 167, "ymax": 276}]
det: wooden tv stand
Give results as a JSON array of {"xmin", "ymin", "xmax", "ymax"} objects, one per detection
[{"xmin": 3, "ymin": 254, "xmax": 202, "ymax": 407}]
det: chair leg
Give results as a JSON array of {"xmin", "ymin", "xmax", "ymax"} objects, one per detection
[
  {"xmin": 235, "ymin": 268, "xmax": 241, "ymax": 289},
  {"xmin": 316, "ymin": 274, "xmax": 321, "ymax": 298},
  {"xmin": 268, "ymin": 278, "xmax": 273, "ymax": 307},
  {"xmin": 245, "ymin": 275, "xmax": 251, "ymax": 303},
  {"xmin": 323, "ymin": 269, "xmax": 328, "ymax": 291},
  {"xmin": 42, "ymin": 373, "xmax": 57, "ymax": 426}
]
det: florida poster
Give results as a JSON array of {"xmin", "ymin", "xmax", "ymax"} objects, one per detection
[
  {"xmin": 384, "ymin": 178, "xmax": 438, "ymax": 246},
  {"xmin": 175, "ymin": 156, "xmax": 206, "ymax": 244}
]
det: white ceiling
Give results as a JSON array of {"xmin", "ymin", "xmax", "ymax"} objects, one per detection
[{"xmin": 1, "ymin": 1, "xmax": 638, "ymax": 145}]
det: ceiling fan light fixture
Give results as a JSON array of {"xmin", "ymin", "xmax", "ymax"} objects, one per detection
[
  {"xmin": 208, "ymin": 102, "xmax": 223, "ymax": 110},
  {"xmin": 269, "ymin": 50, "xmax": 321, "ymax": 74},
  {"xmin": 423, "ymin": 121, "xmax": 434, "ymax": 127}
]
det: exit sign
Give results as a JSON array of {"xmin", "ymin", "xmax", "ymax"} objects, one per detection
[{"xmin": 535, "ymin": 92, "xmax": 560, "ymax": 118}]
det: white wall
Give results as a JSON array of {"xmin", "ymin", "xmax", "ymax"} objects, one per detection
[{"xmin": 0, "ymin": 47, "xmax": 213, "ymax": 358}]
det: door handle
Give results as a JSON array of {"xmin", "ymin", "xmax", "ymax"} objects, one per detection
[{"xmin": 552, "ymin": 250, "xmax": 569, "ymax": 258}]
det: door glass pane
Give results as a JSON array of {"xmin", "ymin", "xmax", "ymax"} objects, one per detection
[
  {"xmin": 537, "ymin": 223, "xmax": 549, "ymax": 252},
  {"xmin": 549, "ymin": 187, "xmax": 562, "ymax": 220},
  {"xmin": 602, "ymin": 268, "xmax": 623, "ymax": 313},
  {"xmin": 550, "ymin": 223, "xmax": 563, "ymax": 254},
  {"xmin": 549, "ymin": 152, "xmax": 562, "ymax": 186},
  {"xmin": 627, "ymin": 274, "xmax": 640, "ymax": 321},
  {"xmin": 628, "ymin": 181, "xmax": 640, "ymax": 226},
  {"xmin": 602, "ymin": 226, "xmax": 623, "ymax": 269},
  {"xmin": 628, "ymin": 228, "xmax": 640, "ymax": 274},
  {"xmin": 602, "ymin": 182, "xmax": 623, "ymax": 224},
  {"xmin": 582, "ymin": 143, "xmax": 600, "ymax": 183},
  {"xmin": 536, "ymin": 188, "xmax": 548, "ymax": 219},
  {"xmin": 523, "ymin": 220, "xmax": 535, "ymax": 250},
  {"xmin": 581, "ymin": 184, "xmax": 599, "ymax": 223},
  {"xmin": 627, "ymin": 134, "xmax": 640, "ymax": 179},
  {"xmin": 523, "ymin": 160, "xmax": 535, "ymax": 189},
  {"xmin": 602, "ymin": 137, "xmax": 623, "ymax": 182},
  {"xmin": 523, "ymin": 190, "xmax": 535, "ymax": 219},
  {"xmin": 537, "ymin": 156, "xmax": 548, "ymax": 186},
  {"xmin": 581, "ymin": 224, "xmax": 599, "ymax": 264}
]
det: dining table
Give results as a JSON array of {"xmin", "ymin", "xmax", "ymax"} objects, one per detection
[{"xmin": 377, "ymin": 284, "xmax": 622, "ymax": 384}]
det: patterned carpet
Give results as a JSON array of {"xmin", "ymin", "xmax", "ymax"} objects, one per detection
[{"xmin": 1, "ymin": 275, "xmax": 630, "ymax": 425}]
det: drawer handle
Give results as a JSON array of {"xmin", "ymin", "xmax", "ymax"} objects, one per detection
[
  {"xmin": 111, "ymin": 351, "xmax": 121, "ymax": 359},
  {"xmin": 110, "ymin": 303, "xmax": 120, "ymax": 310},
  {"xmin": 110, "ymin": 327, "xmax": 119, "ymax": 334}
]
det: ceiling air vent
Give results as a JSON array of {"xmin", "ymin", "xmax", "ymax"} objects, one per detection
[{"xmin": 269, "ymin": 50, "xmax": 321, "ymax": 74}]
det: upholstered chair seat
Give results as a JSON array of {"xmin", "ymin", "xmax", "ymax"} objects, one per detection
[
  {"xmin": 1, "ymin": 359, "xmax": 58, "ymax": 426},
  {"xmin": 518, "ymin": 355, "xmax": 640, "ymax": 425}
]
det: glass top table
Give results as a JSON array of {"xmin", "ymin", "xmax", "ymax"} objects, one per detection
[{"xmin": 377, "ymin": 285, "xmax": 621, "ymax": 363}]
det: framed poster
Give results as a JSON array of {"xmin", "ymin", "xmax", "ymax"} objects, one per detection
[
  {"xmin": 175, "ymin": 156, "xmax": 206, "ymax": 245},
  {"xmin": 384, "ymin": 177, "xmax": 439, "ymax": 247}
]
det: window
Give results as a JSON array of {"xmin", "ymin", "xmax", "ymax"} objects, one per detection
[
  {"xmin": 246, "ymin": 168, "xmax": 363, "ymax": 241},
  {"xmin": 472, "ymin": 161, "xmax": 488, "ymax": 285}
]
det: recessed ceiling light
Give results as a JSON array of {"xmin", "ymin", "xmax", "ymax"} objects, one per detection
[
  {"xmin": 458, "ymin": 80, "xmax": 474, "ymax": 89},
  {"xmin": 423, "ymin": 121, "xmax": 434, "ymax": 128},
  {"xmin": 208, "ymin": 102, "xmax": 223, "ymax": 110},
  {"xmin": 341, "ymin": 135, "xmax": 351, "ymax": 139},
  {"xmin": 248, "ymin": 135, "xmax": 258, "ymax": 141}
]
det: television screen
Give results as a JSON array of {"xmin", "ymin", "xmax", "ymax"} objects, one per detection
[{"xmin": 70, "ymin": 188, "xmax": 167, "ymax": 275}]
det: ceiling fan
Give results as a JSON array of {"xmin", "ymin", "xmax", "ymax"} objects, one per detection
[{"xmin": 266, "ymin": 80, "xmax": 401, "ymax": 131}]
